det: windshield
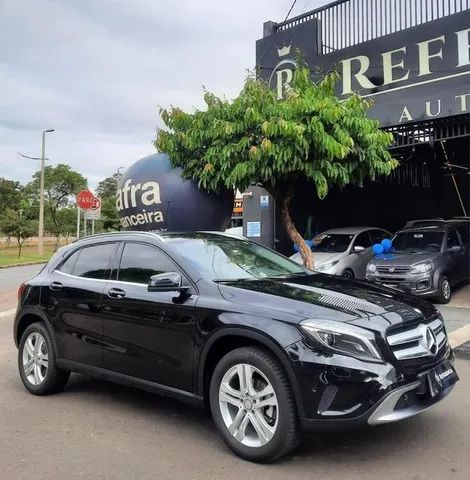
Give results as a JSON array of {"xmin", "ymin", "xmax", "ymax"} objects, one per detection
[
  {"xmin": 311, "ymin": 234, "xmax": 354, "ymax": 253},
  {"xmin": 162, "ymin": 233, "xmax": 310, "ymax": 281},
  {"xmin": 392, "ymin": 231, "xmax": 444, "ymax": 253}
]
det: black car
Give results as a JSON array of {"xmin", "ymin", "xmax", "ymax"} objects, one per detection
[
  {"xmin": 366, "ymin": 221, "xmax": 470, "ymax": 303},
  {"xmin": 14, "ymin": 232, "xmax": 459, "ymax": 462}
]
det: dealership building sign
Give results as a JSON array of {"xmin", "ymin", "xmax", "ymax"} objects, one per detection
[{"xmin": 256, "ymin": 12, "xmax": 470, "ymax": 127}]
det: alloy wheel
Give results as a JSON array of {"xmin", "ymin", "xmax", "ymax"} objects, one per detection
[
  {"xmin": 442, "ymin": 279, "xmax": 451, "ymax": 300},
  {"xmin": 218, "ymin": 363, "xmax": 278, "ymax": 448},
  {"xmin": 22, "ymin": 331, "xmax": 48, "ymax": 386}
]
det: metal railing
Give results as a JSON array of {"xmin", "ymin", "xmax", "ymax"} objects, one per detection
[{"xmin": 276, "ymin": 0, "xmax": 470, "ymax": 54}]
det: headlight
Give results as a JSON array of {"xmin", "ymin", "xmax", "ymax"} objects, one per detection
[
  {"xmin": 315, "ymin": 260, "xmax": 339, "ymax": 272},
  {"xmin": 367, "ymin": 263, "xmax": 377, "ymax": 273},
  {"xmin": 410, "ymin": 261, "xmax": 433, "ymax": 274},
  {"xmin": 300, "ymin": 319, "xmax": 383, "ymax": 362}
]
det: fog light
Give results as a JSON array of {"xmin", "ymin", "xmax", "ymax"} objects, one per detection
[{"xmin": 417, "ymin": 280, "xmax": 430, "ymax": 291}]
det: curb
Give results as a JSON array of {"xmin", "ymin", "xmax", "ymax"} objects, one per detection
[{"xmin": 0, "ymin": 261, "xmax": 46, "ymax": 270}]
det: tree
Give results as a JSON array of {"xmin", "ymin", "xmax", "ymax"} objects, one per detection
[
  {"xmin": 25, "ymin": 164, "xmax": 87, "ymax": 244},
  {"xmin": 96, "ymin": 173, "xmax": 121, "ymax": 231},
  {"xmin": 155, "ymin": 66, "xmax": 398, "ymax": 268},
  {"xmin": 0, "ymin": 178, "xmax": 23, "ymax": 212},
  {"xmin": 45, "ymin": 207, "xmax": 77, "ymax": 247},
  {"xmin": 0, "ymin": 208, "xmax": 38, "ymax": 257}
]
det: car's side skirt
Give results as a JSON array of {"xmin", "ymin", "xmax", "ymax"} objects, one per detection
[{"xmin": 57, "ymin": 359, "xmax": 204, "ymax": 407}]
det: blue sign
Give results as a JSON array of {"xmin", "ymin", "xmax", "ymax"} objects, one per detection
[
  {"xmin": 246, "ymin": 221, "xmax": 261, "ymax": 238},
  {"xmin": 260, "ymin": 195, "xmax": 269, "ymax": 207}
]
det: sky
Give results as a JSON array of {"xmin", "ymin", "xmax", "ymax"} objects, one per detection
[{"xmin": 0, "ymin": 0, "xmax": 329, "ymax": 190}]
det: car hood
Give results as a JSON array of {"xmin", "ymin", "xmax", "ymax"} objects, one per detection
[
  {"xmin": 290, "ymin": 251, "xmax": 345, "ymax": 266},
  {"xmin": 370, "ymin": 251, "xmax": 440, "ymax": 266},
  {"xmin": 218, "ymin": 274, "xmax": 437, "ymax": 333}
]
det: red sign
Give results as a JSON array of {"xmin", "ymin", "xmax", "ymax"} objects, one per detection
[{"xmin": 76, "ymin": 190, "xmax": 96, "ymax": 210}]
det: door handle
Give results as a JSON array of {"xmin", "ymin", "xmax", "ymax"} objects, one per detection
[
  {"xmin": 107, "ymin": 287, "xmax": 126, "ymax": 299},
  {"xmin": 49, "ymin": 281, "xmax": 63, "ymax": 292}
]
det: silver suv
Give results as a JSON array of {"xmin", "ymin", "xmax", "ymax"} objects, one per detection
[{"xmin": 366, "ymin": 222, "xmax": 469, "ymax": 303}]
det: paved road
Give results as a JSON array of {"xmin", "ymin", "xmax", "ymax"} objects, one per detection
[
  {"xmin": 0, "ymin": 273, "xmax": 469, "ymax": 479},
  {"xmin": 0, "ymin": 310, "xmax": 469, "ymax": 479},
  {"xmin": 0, "ymin": 264, "xmax": 43, "ymax": 294}
]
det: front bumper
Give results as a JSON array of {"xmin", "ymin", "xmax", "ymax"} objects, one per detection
[
  {"xmin": 366, "ymin": 272, "xmax": 438, "ymax": 297},
  {"xmin": 286, "ymin": 340, "xmax": 458, "ymax": 432}
]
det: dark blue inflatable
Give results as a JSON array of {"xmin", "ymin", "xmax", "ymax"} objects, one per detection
[{"xmin": 117, "ymin": 153, "xmax": 233, "ymax": 232}]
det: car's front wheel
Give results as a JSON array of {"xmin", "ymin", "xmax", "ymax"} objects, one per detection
[
  {"xmin": 18, "ymin": 322, "xmax": 70, "ymax": 395},
  {"xmin": 209, "ymin": 346, "xmax": 301, "ymax": 463},
  {"xmin": 435, "ymin": 276, "xmax": 452, "ymax": 304}
]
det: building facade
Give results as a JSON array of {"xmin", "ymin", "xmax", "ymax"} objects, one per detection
[{"xmin": 256, "ymin": 0, "xmax": 470, "ymax": 252}]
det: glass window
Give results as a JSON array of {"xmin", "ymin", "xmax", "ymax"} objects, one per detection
[
  {"xmin": 370, "ymin": 229, "xmax": 390, "ymax": 244},
  {"xmin": 160, "ymin": 233, "xmax": 310, "ymax": 281},
  {"xmin": 69, "ymin": 243, "xmax": 117, "ymax": 279},
  {"xmin": 354, "ymin": 232, "xmax": 372, "ymax": 248},
  {"xmin": 457, "ymin": 225, "xmax": 469, "ymax": 246},
  {"xmin": 118, "ymin": 243, "xmax": 177, "ymax": 284},
  {"xmin": 447, "ymin": 230, "xmax": 460, "ymax": 249},
  {"xmin": 311, "ymin": 234, "xmax": 354, "ymax": 253},
  {"xmin": 58, "ymin": 250, "xmax": 80, "ymax": 274},
  {"xmin": 392, "ymin": 231, "xmax": 444, "ymax": 253}
]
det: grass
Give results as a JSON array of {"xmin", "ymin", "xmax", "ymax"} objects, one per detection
[{"xmin": 0, "ymin": 243, "xmax": 58, "ymax": 267}]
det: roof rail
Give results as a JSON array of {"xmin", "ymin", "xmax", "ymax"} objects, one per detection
[{"xmin": 73, "ymin": 231, "xmax": 164, "ymax": 243}]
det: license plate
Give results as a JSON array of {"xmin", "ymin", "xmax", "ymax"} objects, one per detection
[{"xmin": 427, "ymin": 361, "xmax": 459, "ymax": 397}]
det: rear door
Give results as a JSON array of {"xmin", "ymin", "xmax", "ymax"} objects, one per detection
[
  {"xmin": 43, "ymin": 242, "xmax": 119, "ymax": 367},
  {"xmin": 100, "ymin": 242, "xmax": 197, "ymax": 392}
]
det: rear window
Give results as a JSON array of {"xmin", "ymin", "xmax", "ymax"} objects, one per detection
[{"xmin": 58, "ymin": 243, "xmax": 118, "ymax": 279}]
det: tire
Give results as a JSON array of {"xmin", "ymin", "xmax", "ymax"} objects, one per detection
[
  {"xmin": 18, "ymin": 322, "xmax": 70, "ymax": 395},
  {"xmin": 342, "ymin": 269, "xmax": 354, "ymax": 279},
  {"xmin": 435, "ymin": 276, "xmax": 452, "ymax": 304},
  {"xmin": 209, "ymin": 346, "xmax": 301, "ymax": 463}
]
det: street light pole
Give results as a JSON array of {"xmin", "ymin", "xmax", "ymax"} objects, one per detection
[{"xmin": 38, "ymin": 129, "xmax": 54, "ymax": 256}]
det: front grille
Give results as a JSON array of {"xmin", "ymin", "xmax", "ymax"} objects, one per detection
[
  {"xmin": 387, "ymin": 317, "xmax": 447, "ymax": 361},
  {"xmin": 376, "ymin": 276, "xmax": 407, "ymax": 283},
  {"xmin": 377, "ymin": 265, "xmax": 410, "ymax": 274}
]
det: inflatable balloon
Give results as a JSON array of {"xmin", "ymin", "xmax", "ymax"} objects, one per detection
[
  {"xmin": 117, "ymin": 153, "xmax": 233, "ymax": 232},
  {"xmin": 372, "ymin": 243, "xmax": 385, "ymax": 255},
  {"xmin": 381, "ymin": 238, "xmax": 392, "ymax": 251}
]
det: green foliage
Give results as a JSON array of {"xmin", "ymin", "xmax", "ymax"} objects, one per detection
[
  {"xmin": 0, "ymin": 178, "xmax": 23, "ymax": 212},
  {"xmin": 96, "ymin": 173, "xmax": 121, "ymax": 231},
  {"xmin": 155, "ymin": 66, "xmax": 397, "ymax": 199},
  {"xmin": 0, "ymin": 208, "xmax": 38, "ymax": 257},
  {"xmin": 25, "ymin": 164, "xmax": 87, "ymax": 240}
]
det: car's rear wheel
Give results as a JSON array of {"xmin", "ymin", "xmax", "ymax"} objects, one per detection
[
  {"xmin": 209, "ymin": 346, "xmax": 301, "ymax": 463},
  {"xmin": 18, "ymin": 322, "xmax": 70, "ymax": 395},
  {"xmin": 435, "ymin": 276, "xmax": 452, "ymax": 304}
]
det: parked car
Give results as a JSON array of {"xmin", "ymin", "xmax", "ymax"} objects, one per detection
[
  {"xmin": 366, "ymin": 221, "xmax": 469, "ymax": 303},
  {"xmin": 15, "ymin": 231, "xmax": 458, "ymax": 462},
  {"xmin": 290, "ymin": 227, "xmax": 392, "ymax": 279}
]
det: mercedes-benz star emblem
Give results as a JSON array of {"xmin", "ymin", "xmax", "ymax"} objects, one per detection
[
  {"xmin": 425, "ymin": 327, "xmax": 438, "ymax": 355},
  {"xmin": 388, "ymin": 267, "xmax": 395, "ymax": 273}
]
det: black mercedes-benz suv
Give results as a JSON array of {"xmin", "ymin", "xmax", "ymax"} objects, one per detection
[{"xmin": 14, "ymin": 232, "xmax": 459, "ymax": 462}]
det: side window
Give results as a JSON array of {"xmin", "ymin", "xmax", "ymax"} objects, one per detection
[
  {"xmin": 354, "ymin": 232, "xmax": 372, "ymax": 249},
  {"xmin": 118, "ymin": 243, "xmax": 178, "ymax": 284},
  {"xmin": 61, "ymin": 243, "xmax": 118, "ymax": 279},
  {"xmin": 447, "ymin": 230, "xmax": 460, "ymax": 249},
  {"xmin": 58, "ymin": 250, "xmax": 80, "ymax": 274},
  {"xmin": 370, "ymin": 230, "xmax": 389, "ymax": 244},
  {"xmin": 457, "ymin": 225, "xmax": 469, "ymax": 246}
]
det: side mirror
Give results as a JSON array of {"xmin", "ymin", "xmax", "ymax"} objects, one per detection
[
  {"xmin": 353, "ymin": 245, "xmax": 366, "ymax": 253},
  {"xmin": 148, "ymin": 272, "xmax": 188, "ymax": 292}
]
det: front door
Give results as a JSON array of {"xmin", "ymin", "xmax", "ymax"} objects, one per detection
[
  {"xmin": 350, "ymin": 231, "xmax": 373, "ymax": 278},
  {"xmin": 100, "ymin": 242, "xmax": 197, "ymax": 392},
  {"xmin": 43, "ymin": 242, "xmax": 119, "ymax": 367}
]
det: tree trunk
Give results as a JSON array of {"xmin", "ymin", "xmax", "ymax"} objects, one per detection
[{"xmin": 268, "ymin": 178, "xmax": 314, "ymax": 270}]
